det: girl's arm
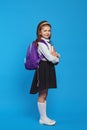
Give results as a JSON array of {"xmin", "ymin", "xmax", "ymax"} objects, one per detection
[
  {"xmin": 38, "ymin": 42, "xmax": 59, "ymax": 64},
  {"xmin": 51, "ymin": 46, "xmax": 60, "ymax": 58}
]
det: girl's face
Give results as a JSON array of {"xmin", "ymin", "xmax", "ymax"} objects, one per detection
[{"xmin": 40, "ymin": 25, "xmax": 51, "ymax": 39}]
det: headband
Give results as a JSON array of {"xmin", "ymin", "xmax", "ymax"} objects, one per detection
[{"xmin": 40, "ymin": 22, "xmax": 50, "ymax": 27}]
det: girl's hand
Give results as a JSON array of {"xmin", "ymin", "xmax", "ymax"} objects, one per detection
[
  {"xmin": 51, "ymin": 51, "xmax": 60, "ymax": 58},
  {"xmin": 51, "ymin": 52, "xmax": 58, "ymax": 57},
  {"xmin": 51, "ymin": 46, "xmax": 60, "ymax": 58}
]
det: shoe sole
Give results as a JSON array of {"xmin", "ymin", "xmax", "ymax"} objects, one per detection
[{"xmin": 39, "ymin": 119, "xmax": 56, "ymax": 126}]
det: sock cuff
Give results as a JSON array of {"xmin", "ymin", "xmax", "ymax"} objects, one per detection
[{"xmin": 38, "ymin": 100, "xmax": 46, "ymax": 104}]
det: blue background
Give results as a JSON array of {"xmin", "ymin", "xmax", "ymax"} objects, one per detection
[{"xmin": 0, "ymin": 0, "xmax": 87, "ymax": 129}]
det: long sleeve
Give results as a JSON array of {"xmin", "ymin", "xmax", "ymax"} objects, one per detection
[{"xmin": 38, "ymin": 42, "xmax": 59, "ymax": 64}]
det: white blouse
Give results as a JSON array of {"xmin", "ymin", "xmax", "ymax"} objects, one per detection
[{"xmin": 38, "ymin": 37, "xmax": 59, "ymax": 64}]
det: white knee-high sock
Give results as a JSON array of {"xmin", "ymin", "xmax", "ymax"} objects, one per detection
[
  {"xmin": 37, "ymin": 101, "xmax": 55, "ymax": 122},
  {"xmin": 37, "ymin": 101, "xmax": 47, "ymax": 120}
]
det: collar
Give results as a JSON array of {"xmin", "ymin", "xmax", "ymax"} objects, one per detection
[{"xmin": 41, "ymin": 37, "xmax": 50, "ymax": 43}]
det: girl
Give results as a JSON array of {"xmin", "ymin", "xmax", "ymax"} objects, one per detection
[{"xmin": 30, "ymin": 21, "xmax": 60, "ymax": 125}]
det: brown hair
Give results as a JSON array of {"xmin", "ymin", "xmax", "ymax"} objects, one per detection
[{"xmin": 35, "ymin": 20, "xmax": 51, "ymax": 46}]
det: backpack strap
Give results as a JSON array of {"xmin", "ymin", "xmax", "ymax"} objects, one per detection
[
  {"xmin": 39, "ymin": 39, "xmax": 49, "ymax": 49},
  {"xmin": 38, "ymin": 39, "xmax": 49, "ymax": 61}
]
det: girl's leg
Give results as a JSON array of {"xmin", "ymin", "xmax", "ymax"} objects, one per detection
[
  {"xmin": 38, "ymin": 89, "xmax": 48, "ymax": 120},
  {"xmin": 37, "ymin": 89, "xmax": 56, "ymax": 125},
  {"xmin": 38, "ymin": 89, "xmax": 48, "ymax": 102}
]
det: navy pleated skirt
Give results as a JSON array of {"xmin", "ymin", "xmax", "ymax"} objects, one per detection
[{"xmin": 30, "ymin": 61, "xmax": 57, "ymax": 94}]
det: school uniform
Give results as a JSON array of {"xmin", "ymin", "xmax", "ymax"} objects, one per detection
[{"xmin": 30, "ymin": 37, "xmax": 59, "ymax": 94}]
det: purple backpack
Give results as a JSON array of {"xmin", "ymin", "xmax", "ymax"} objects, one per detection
[{"xmin": 24, "ymin": 39, "xmax": 48, "ymax": 70}]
